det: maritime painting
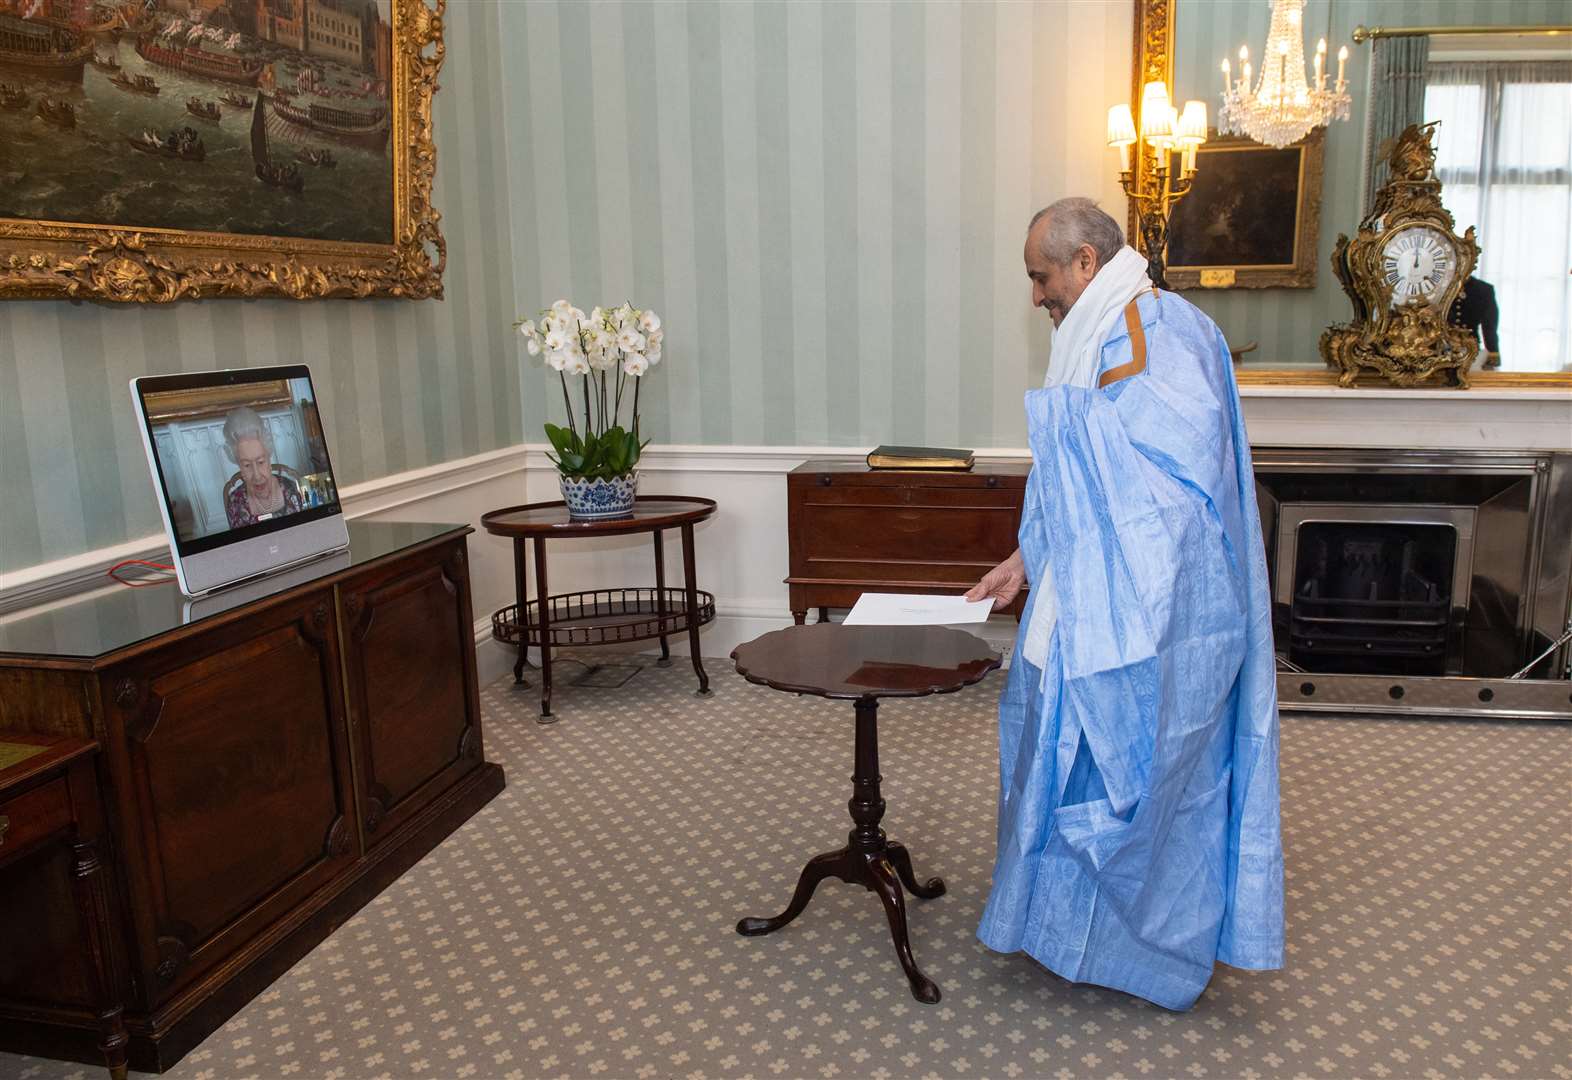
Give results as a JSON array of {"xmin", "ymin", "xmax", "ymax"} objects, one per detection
[{"xmin": 0, "ymin": 0, "xmax": 442, "ymax": 302}]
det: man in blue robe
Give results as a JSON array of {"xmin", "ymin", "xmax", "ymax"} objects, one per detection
[{"xmin": 965, "ymin": 198, "xmax": 1284, "ymax": 1010}]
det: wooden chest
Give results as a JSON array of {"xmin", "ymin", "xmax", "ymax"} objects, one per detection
[
  {"xmin": 786, "ymin": 459, "xmax": 1030, "ymax": 622},
  {"xmin": 0, "ymin": 523, "xmax": 504, "ymax": 1074}
]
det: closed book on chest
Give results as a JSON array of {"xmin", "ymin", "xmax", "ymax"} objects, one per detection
[{"xmin": 866, "ymin": 445, "xmax": 975, "ymax": 470}]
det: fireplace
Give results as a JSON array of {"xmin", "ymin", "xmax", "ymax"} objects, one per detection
[
  {"xmin": 1252, "ymin": 448, "xmax": 1572, "ymax": 717},
  {"xmin": 1280, "ymin": 505, "xmax": 1472, "ymax": 675}
]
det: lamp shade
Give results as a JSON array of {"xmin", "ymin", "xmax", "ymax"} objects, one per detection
[
  {"xmin": 1139, "ymin": 80, "xmax": 1174, "ymax": 140},
  {"xmin": 1177, "ymin": 100, "xmax": 1208, "ymax": 144},
  {"xmin": 1106, "ymin": 103, "xmax": 1137, "ymax": 146}
]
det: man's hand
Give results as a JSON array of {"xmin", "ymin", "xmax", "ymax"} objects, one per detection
[{"xmin": 965, "ymin": 548, "xmax": 1026, "ymax": 607}]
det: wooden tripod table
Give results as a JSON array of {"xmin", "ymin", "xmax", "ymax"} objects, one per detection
[{"xmin": 731, "ymin": 624, "xmax": 999, "ymax": 1003}]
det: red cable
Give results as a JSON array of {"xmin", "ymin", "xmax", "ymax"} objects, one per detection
[{"xmin": 107, "ymin": 558, "xmax": 176, "ymax": 587}]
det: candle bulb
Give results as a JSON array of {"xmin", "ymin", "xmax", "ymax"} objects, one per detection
[
  {"xmin": 1221, "ymin": 59, "xmax": 1231, "ymax": 96},
  {"xmin": 1337, "ymin": 45, "xmax": 1348, "ymax": 87},
  {"xmin": 1243, "ymin": 60, "xmax": 1252, "ymax": 93},
  {"xmin": 1314, "ymin": 38, "xmax": 1325, "ymax": 90}
]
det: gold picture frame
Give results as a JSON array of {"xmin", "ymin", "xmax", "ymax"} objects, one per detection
[
  {"xmin": 1130, "ymin": 0, "xmax": 1572, "ymax": 387},
  {"xmin": 142, "ymin": 380, "xmax": 293, "ymax": 422},
  {"xmin": 0, "ymin": 0, "xmax": 445, "ymax": 303},
  {"xmin": 1164, "ymin": 129, "xmax": 1324, "ymax": 291}
]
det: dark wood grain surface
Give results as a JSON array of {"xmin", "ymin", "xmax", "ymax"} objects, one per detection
[
  {"xmin": 731, "ymin": 624, "xmax": 999, "ymax": 701},
  {"xmin": 481, "ymin": 497, "xmax": 717, "ymax": 539}
]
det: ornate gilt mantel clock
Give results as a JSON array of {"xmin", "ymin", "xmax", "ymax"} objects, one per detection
[{"xmin": 1321, "ymin": 122, "xmax": 1481, "ymax": 387}]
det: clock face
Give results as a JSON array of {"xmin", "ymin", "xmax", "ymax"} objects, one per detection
[{"xmin": 1382, "ymin": 226, "xmax": 1456, "ymax": 306}]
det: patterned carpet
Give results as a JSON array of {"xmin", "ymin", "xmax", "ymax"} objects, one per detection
[{"xmin": 4, "ymin": 651, "xmax": 1570, "ymax": 1080}]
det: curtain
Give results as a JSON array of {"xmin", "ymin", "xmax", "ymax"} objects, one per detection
[
  {"xmin": 1362, "ymin": 36, "xmax": 1431, "ymax": 212},
  {"xmin": 1426, "ymin": 62, "xmax": 1572, "ymax": 373}
]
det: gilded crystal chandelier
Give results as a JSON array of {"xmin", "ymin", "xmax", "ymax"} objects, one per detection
[{"xmin": 1218, "ymin": 0, "xmax": 1353, "ymax": 148}]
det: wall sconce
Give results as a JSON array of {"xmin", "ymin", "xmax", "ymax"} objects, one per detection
[{"xmin": 1109, "ymin": 81, "xmax": 1207, "ymax": 288}]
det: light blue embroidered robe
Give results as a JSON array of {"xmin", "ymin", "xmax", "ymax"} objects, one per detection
[{"xmin": 976, "ymin": 289, "xmax": 1284, "ymax": 1010}]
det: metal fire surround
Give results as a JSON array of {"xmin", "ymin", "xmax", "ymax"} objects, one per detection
[
  {"xmin": 1278, "ymin": 672, "xmax": 1572, "ymax": 721},
  {"xmin": 1255, "ymin": 447, "xmax": 1572, "ymax": 720}
]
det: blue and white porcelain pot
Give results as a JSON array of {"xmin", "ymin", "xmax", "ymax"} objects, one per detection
[{"xmin": 559, "ymin": 471, "xmax": 639, "ymax": 521}]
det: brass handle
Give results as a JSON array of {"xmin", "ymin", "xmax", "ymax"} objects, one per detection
[
  {"xmin": 819, "ymin": 475, "xmax": 832, "ymax": 486},
  {"xmin": 986, "ymin": 476, "xmax": 999, "ymax": 488},
  {"xmin": 0, "ymin": 815, "xmax": 9, "ymax": 847}
]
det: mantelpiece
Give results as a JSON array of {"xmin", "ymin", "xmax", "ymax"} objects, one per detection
[{"xmin": 1237, "ymin": 386, "xmax": 1572, "ymax": 451}]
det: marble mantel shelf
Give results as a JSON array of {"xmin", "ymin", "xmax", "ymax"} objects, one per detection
[
  {"xmin": 1236, "ymin": 384, "xmax": 1571, "ymax": 451},
  {"xmin": 1238, "ymin": 385, "xmax": 1571, "ymax": 402}
]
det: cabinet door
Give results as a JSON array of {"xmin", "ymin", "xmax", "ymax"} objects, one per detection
[
  {"xmin": 104, "ymin": 589, "xmax": 357, "ymax": 1005},
  {"xmin": 339, "ymin": 539, "xmax": 481, "ymax": 850}
]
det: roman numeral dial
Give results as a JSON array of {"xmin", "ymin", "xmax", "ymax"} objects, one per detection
[{"xmin": 1381, "ymin": 225, "xmax": 1456, "ymax": 307}]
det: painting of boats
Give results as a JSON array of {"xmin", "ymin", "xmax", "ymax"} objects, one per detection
[
  {"xmin": 185, "ymin": 96, "xmax": 219, "ymax": 121},
  {"xmin": 0, "ymin": 0, "xmax": 441, "ymax": 303},
  {"xmin": 0, "ymin": 13, "xmax": 92, "ymax": 81},
  {"xmin": 128, "ymin": 125, "xmax": 204, "ymax": 161},
  {"xmin": 264, "ymin": 90, "xmax": 387, "ymax": 149},
  {"xmin": 109, "ymin": 70, "xmax": 159, "ymax": 95},
  {"xmin": 136, "ymin": 35, "xmax": 261, "ymax": 87},
  {"xmin": 35, "ymin": 95, "xmax": 74, "ymax": 129},
  {"xmin": 296, "ymin": 146, "xmax": 336, "ymax": 168},
  {"xmin": 251, "ymin": 94, "xmax": 302, "ymax": 193}
]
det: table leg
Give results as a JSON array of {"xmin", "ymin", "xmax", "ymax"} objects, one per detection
[
  {"xmin": 533, "ymin": 536, "xmax": 555, "ymax": 723},
  {"xmin": 71, "ymin": 835, "xmax": 128, "ymax": 1080},
  {"xmin": 680, "ymin": 522, "xmax": 710, "ymax": 695},
  {"xmin": 652, "ymin": 529, "xmax": 672, "ymax": 667},
  {"xmin": 736, "ymin": 697, "xmax": 943, "ymax": 1004},
  {"xmin": 817, "ymin": 606, "xmax": 831, "ymax": 624},
  {"xmin": 512, "ymin": 538, "xmax": 532, "ymax": 686},
  {"xmin": 792, "ymin": 610, "xmax": 808, "ymax": 626}
]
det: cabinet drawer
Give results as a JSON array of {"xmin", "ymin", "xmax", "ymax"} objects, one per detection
[
  {"xmin": 0, "ymin": 776, "xmax": 70, "ymax": 863},
  {"xmin": 794, "ymin": 484, "xmax": 1020, "ymax": 510},
  {"xmin": 796, "ymin": 503, "xmax": 1022, "ymax": 566}
]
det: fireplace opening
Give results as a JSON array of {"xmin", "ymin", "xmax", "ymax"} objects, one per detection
[{"xmin": 1288, "ymin": 521, "xmax": 1458, "ymax": 676}]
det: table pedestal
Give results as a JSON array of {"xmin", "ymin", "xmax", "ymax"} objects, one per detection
[{"xmin": 737, "ymin": 698, "xmax": 945, "ymax": 1004}]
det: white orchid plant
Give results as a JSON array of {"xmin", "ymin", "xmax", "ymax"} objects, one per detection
[{"xmin": 516, "ymin": 299, "xmax": 663, "ymax": 481}]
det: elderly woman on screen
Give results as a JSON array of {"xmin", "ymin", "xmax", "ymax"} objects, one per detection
[{"xmin": 223, "ymin": 407, "xmax": 303, "ymax": 529}]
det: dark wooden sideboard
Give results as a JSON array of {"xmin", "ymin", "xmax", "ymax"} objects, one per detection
[
  {"xmin": 0, "ymin": 522, "xmax": 505, "ymax": 1074},
  {"xmin": 786, "ymin": 459, "xmax": 1031, "ymax": 623}
]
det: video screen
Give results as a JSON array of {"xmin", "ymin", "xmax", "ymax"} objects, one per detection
[{"xmin": 141, "ymin": 375, "xmax": 339, "ymax": 546}]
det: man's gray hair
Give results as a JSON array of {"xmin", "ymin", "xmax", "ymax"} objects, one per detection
[
  {"xmin": 222, "ymin": 406, "xmax": 274, "ymax": 464},
  {"xmin": 1029, "ymin": 197, "xmax": 1125, "ymax": 268}
]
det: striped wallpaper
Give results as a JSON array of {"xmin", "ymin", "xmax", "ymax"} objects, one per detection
[
  {"xmin": 0, "ymin": 0, "xmax": 521, "ymax": 574},
  {"xmin": 502, "ymin": 0, "xmax": 1130, "ymax": 452},
  {"xmin": 1172, "ymin": 0, "xmax": 1566, "ymax": 367},
  {"xmin": 3, "ymin": 0, "xmax": 1140, "ymax": 576}
]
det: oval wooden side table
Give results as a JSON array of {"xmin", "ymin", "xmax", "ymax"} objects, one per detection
[
  {"xmin": 731, "ymin": 624, "xmax": 1000, "ymax": 1003},
  {"xmin": 481, "ymin": 497, "xmax": 718, "ymax": 722}
]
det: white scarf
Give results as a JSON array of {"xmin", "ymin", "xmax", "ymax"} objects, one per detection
[
  {"xmin": 1041, "ymin": 245, "xmax": 1153, "ymax": 389},
  {"xmin": 1022, "ymin": 246, "xmax": 1153, "ymax": 670}
]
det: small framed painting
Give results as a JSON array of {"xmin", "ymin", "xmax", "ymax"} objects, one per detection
[{"xmin": 1164, "ymin": 128, "xmax": 1325, "ymax": 290}]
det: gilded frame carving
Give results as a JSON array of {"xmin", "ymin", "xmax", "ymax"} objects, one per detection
[
  {"xmin": 0, "ymin": 0, "xmax": 446, "ymax": 303},
  {"xmin": 1131, "ymin": 0, "xmax": 1572, "ymax": 387}
]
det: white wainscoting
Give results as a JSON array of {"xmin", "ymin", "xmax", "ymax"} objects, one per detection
[{"xmin": 4, "ymin": 386, "xmax": 1568, "ymax": 689}]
